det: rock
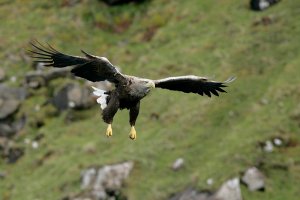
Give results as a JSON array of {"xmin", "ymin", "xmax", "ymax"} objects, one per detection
[
  {"xmin": 42, "ymin": 67, "xmax": 70, "ymax": 82},
  {"xmin": 91, "ymin": 161, "xmax": 133, "ymax": 190},
  {"xmin": 259, "ymin": 136, "xmax": 296, "ymax": 152},
  {"xmin": 172, "ymin": 158, "xmax": 185, "ymax": 171},
  {"xmin": 0, "ymin": 123, "xmax": 13, "ymax": 137},
  {"xmin": 51, "ymin": 83, "xmax": 94, "ymax": 111},
  {"xmin": 5, "ymin": 147, "xmax": 24, "ymax": 163},
  {"xmin": 290, "ymin": 104, "xmax": 300, "ymax": 125},
  {"xmin": 150, "ymin": 112, "xmax": 160, "ymax": 120},
  {"xmin": 273, "ymin": 138, "xmax": 283, "ymax": 146},
  {"xmin": 10, "ymin": 76, "xmax": 17, "ymax": 83},
  {"xmin": 0, "ymin": 84, "xmax": 26, "ymax": 120},
  {"xmin": 0, "ymin": 84, "xmax": 27, "ymax": 101},
  {"xmin": 81, "ymin": 168, "xmax": 97, "ymax": 190},
  {"xmin": 250, "ymin": 0, "xmax": 281, "ymax": 11},
  {"xmin": 82, "ymin": 142, "xmax": 97, "ymax": 154},
  {"xmin": 0, "ymin": 115, "xmax": 26, "ymax": 137},
  {"xmin": 77, "ymin": 161, "xmax": 134, "ymax": 200},
  {"xmin": 228, "ymin": 111, "xmax": 235, "ymax": 117},
  {"xmin": 170, "ymin": 178, "xmax": 242, "ymax": 200},
  {"xmin": 0, "ymin": 137, "xmax": 8, "ymax": 148},
  {"xmin": 253, "ymin": 16, "xmax": 276, "ymax": 26},
  {"xmin": 25, "ymin": 68, "xmax": 71, "ymax": 89},
  {"xmin": 213, "ymin": 178, "xmax": 242, "ymax": 200},
  {"xmin": 32, "ymin": 61, "xmax": 46, "ymax": 71},
  {"xmin": 263, "ymin": 140, "xmax": 273, "ymax": 152},
  {"xmin": 0, "ymin": 171, "xmax": 6, "ymax": 179},
  {"xmin": 0, "ymin": 99, "xmax": 20, "ymax": 120},
  {"xmin": 67, "ymin": 84, "xmax": 87, "ymax": 107},
  {"xmin": 31, "ymin": 141, "xmax": 39, "ymax": 149},
  {"xmin": 0, "ymin": 68, "xmax": 5, "ymax": 82},
  {"xmin": 241, "ymin": 167, "xmax": 265, "ymax": 191},
  {"xmin": 34, "ymin": 104, "xmax": 41, "ymax": 112},
  {"xmin": 24, "ymin": 138, "xmax": 31, "ymax": 145},
  {"xmin": 169, "ymin": 188, "xmax": 212, "ymax": 200},
  {"xmin": 260, "ymin": 98, "xmax": 268, "ymax": 105},
  {"xmin": 206, "ymin": 178, "xmax": 214, "ymax": 186},
  {"xmin": 100, "ymin": 0, "xmax": 146, "ymax": 6}
]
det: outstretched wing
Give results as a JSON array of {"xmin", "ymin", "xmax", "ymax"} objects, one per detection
[
  {"xmin": 29, "ymin": 41, "xmax": 125, "ymax": 83},
  {"xmin": 154, "ymin": 76, "xmax": 235, "ymax": 97}
]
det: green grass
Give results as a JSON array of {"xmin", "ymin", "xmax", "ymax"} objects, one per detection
[{"xmin": 1, "ymin": 0, "xmax": 300, "ymax": 199}]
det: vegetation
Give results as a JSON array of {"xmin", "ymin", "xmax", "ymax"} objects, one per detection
[{"xmin": 1, "ymin": 0, "xmax": 300, "ymax": 199}]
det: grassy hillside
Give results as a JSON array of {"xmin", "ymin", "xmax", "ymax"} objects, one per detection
[{"xmin": 1, "ymin": 0, "xmax": 300, "ymax": 199}]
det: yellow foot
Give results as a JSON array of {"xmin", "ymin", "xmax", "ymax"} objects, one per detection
[
  {"xmin": 106, "ymin": 124, "xmax": 112, "ymax": 137},
  {"xmin": 129, "ymin": 126, "xmax": 137, "ymax": 140}
]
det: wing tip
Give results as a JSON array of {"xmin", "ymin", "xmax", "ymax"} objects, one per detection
[
  {"xmin": 29, "ymin": 40, "xmax": 58, "ymax": 56},
  {"xmin": 81, "ymin": 49, "xmax": 96, "ymax": 59},
  {"xmin": 81, "ymin": 49, "xmax": 87, "ymax": 55},
  {"xmin": 224, "ymin": 76, "xmax": 236, "ymax": 83},
  {"xmin": 218, "ymin": 76, "xmax": 236, "ymax": 88}
]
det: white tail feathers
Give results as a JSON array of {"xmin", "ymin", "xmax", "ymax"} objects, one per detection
[{"xmin": 91, "ymin": 86, "xmax": 108, "ymax": 110}]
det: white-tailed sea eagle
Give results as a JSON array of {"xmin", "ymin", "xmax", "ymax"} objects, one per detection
[{"xmin": 29, "ymin": 41, "xmax": 235, "ymax": 140}]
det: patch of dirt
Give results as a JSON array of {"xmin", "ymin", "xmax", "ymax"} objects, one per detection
[
  {"xmin": 142, "ymin": 25, "xmax": 159, "ymax": 42},
  {"xmin": 113, "ymin": 19, "xmax": 132, "ymax": 33},
  {"xmin": 253, "ymin": 16, "xmax": 278, "ymax": 26}
]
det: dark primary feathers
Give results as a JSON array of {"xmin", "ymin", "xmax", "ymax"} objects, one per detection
[
  {"xmin": 154, "ymin": 76, "xmax": 235, "ymax": 97},
  {"xmin": 29, "ymin": 41, "xmax": 124, "ymax": 83}
]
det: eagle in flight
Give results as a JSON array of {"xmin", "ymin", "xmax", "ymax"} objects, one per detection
[{"xmin": 30, "ymin": 42, "xmax": 235, "ymax": 140}]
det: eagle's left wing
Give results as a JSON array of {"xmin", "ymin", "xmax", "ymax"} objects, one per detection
[
  {"xmin": 29, "ymin": 41, "xmax": 125, "ymax": 84},
  {"xmin": 154, "ymin": 76, "xmax": 235, "ymax": 97},
  {"xmin": 29, "ymin": 41, "xmax": 88, "ymax": 68}
]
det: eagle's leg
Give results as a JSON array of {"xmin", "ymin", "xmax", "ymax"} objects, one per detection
[
  {"xmin": 129, "ymin": 101, "xmax": 140, "ymax": 140},
  {"xmin": 106, "ymin": 124, "xmax": 113, "ymax": 137},
  {"xmin": 102, "ymin": 92, "xmax": 119, "ymax": 138},
  {"xmin": 129, "ymin": 126, "xmax": 136, "ymax": 140}
]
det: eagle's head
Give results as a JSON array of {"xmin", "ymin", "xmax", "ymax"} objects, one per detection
[{"xmin": 129, "ymin": 78, "xmax": 155, "ymax": 98}]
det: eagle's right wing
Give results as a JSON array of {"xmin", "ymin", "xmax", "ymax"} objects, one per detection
[
  {"xmin": 29, "ymin": 41, "xmax": 125, "ymax": 83},
  {"xmin": 154, "ymin": 76, "xmax": 235, "ymax": 97}
]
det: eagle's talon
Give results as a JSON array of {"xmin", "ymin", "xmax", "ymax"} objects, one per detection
[
  {"xmin": 129, "ymin": 126, "xmax": 136, "ymax": 140},
  {"xmin": 106, "ymin": 124, "xmax": 112, "ymax": 137}
]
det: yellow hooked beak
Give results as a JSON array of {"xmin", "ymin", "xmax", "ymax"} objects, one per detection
[{"xmin": 146, "ymin": 81, "xmax": 155, "ymax": 89}]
